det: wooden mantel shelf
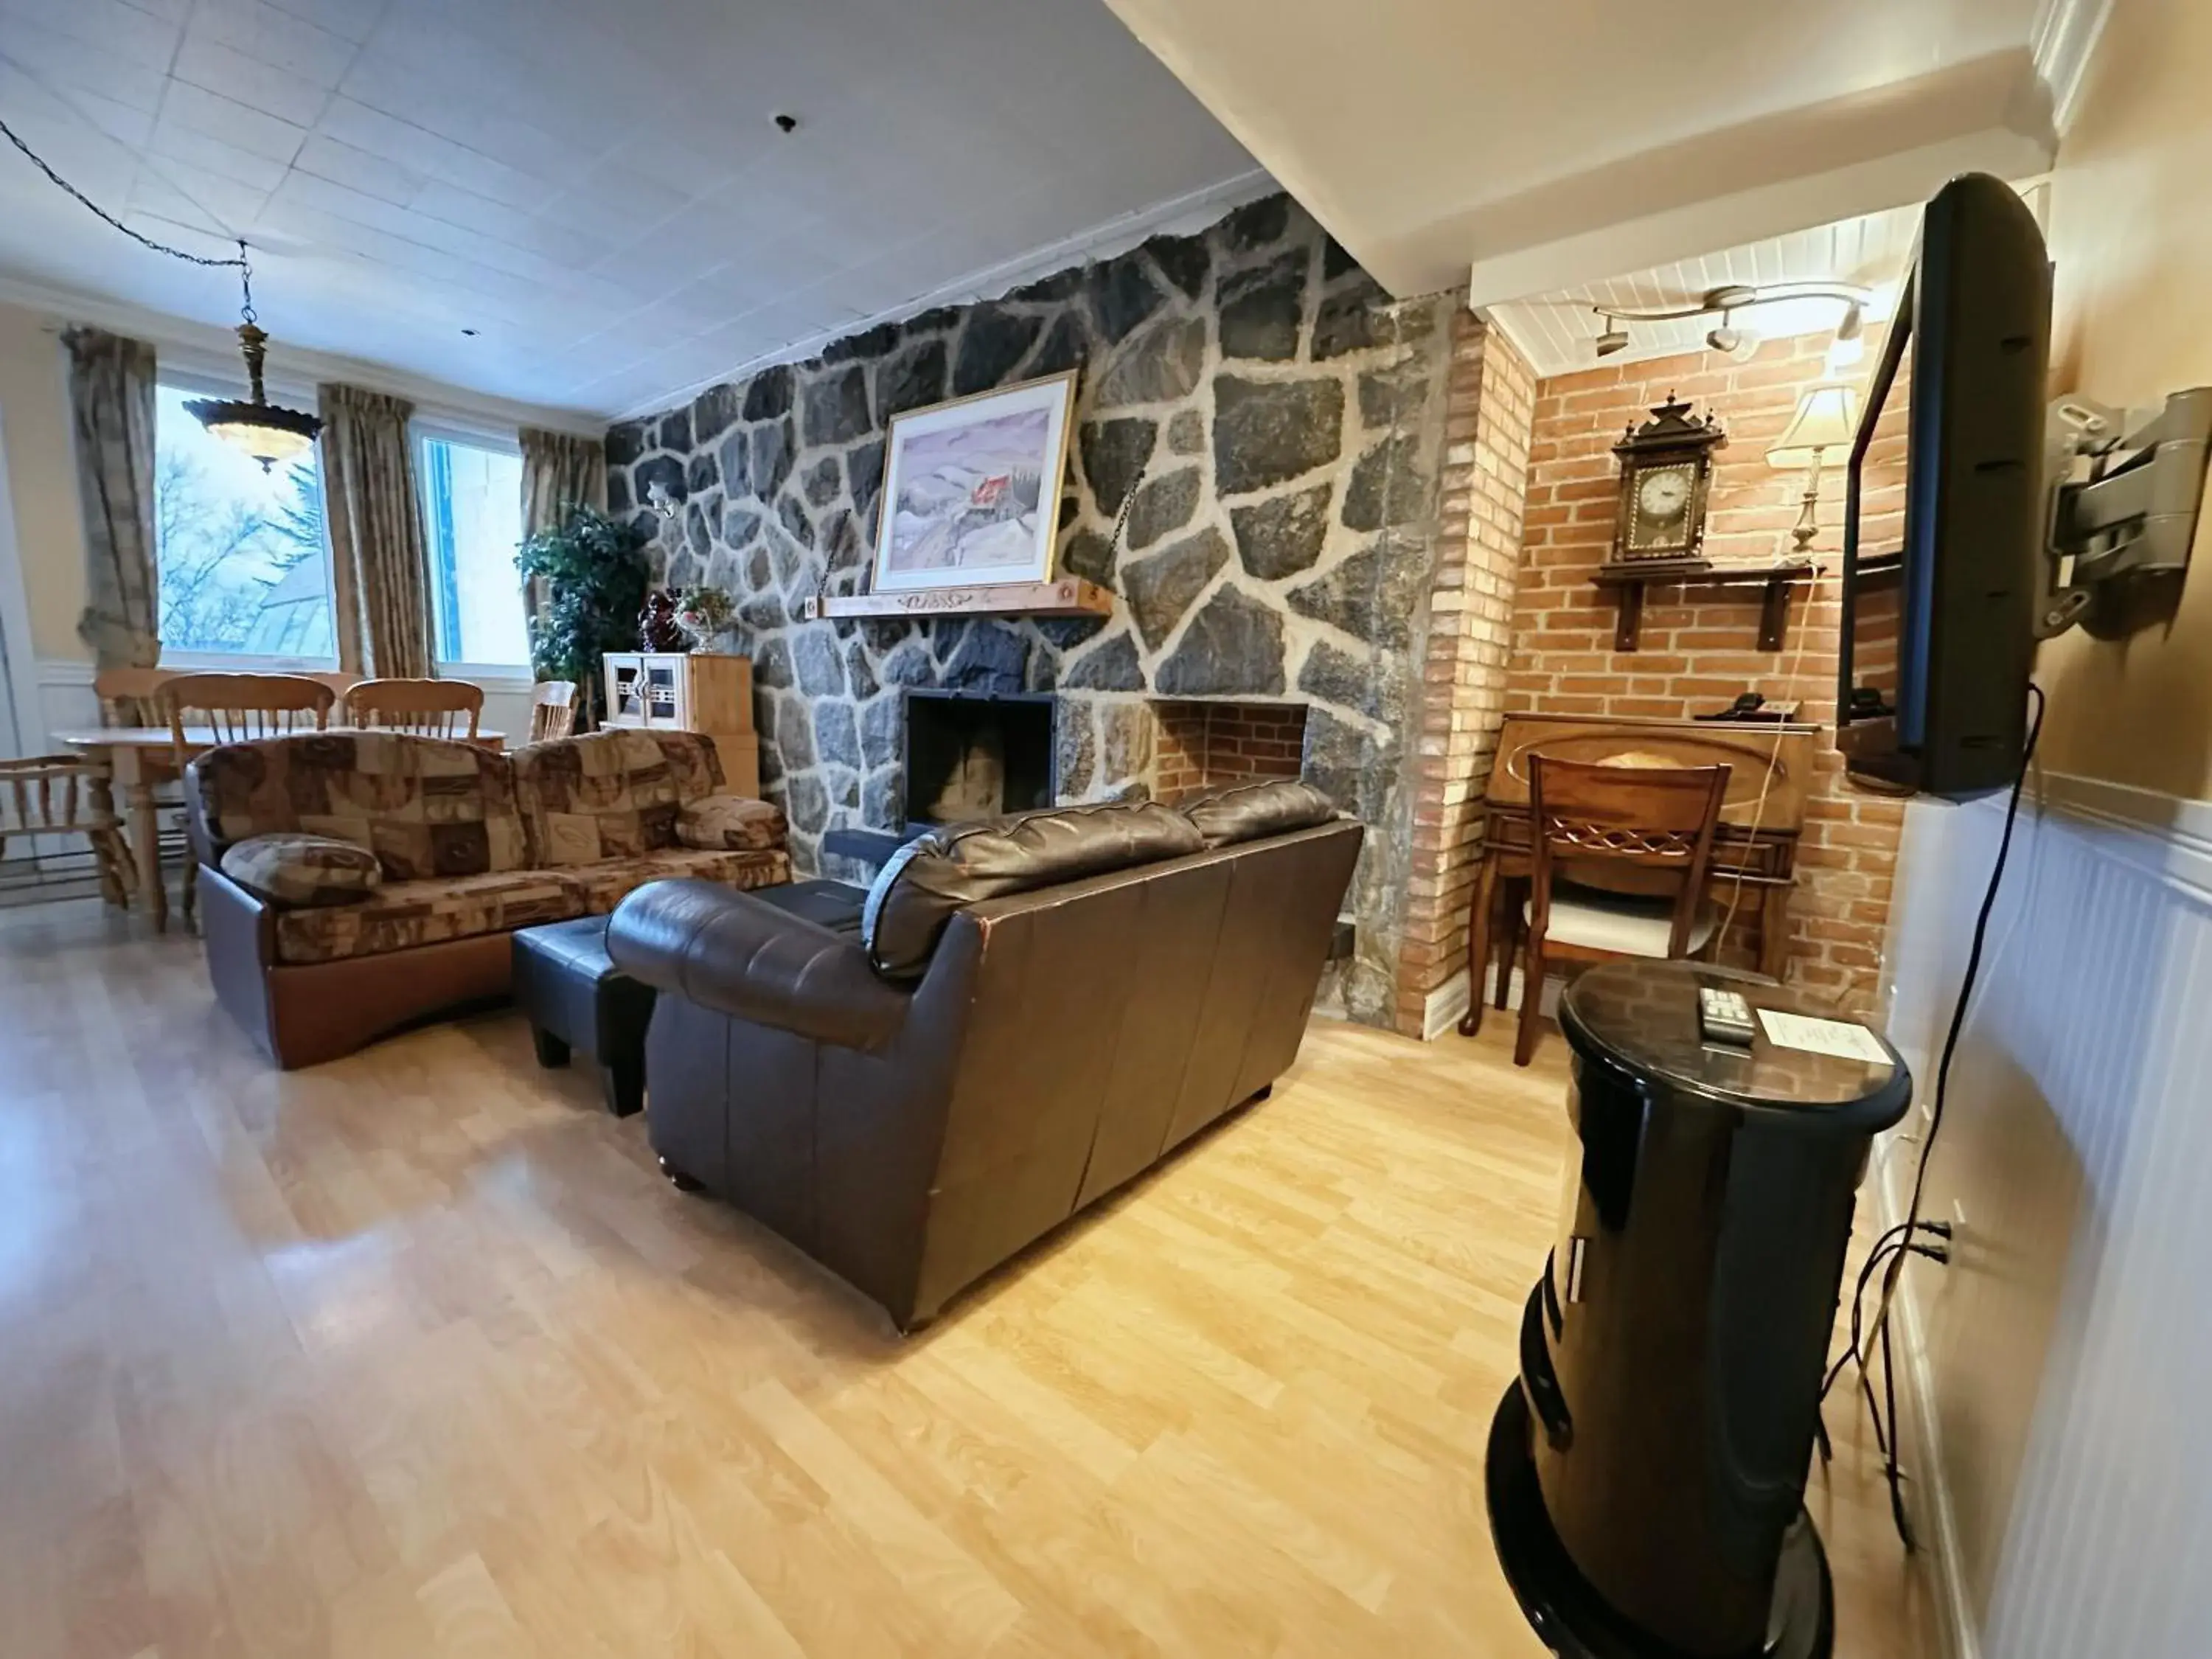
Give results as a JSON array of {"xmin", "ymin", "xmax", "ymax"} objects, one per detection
[
  {"xmin": 1590, "ymin": 557, "xmax": 1817, "ymax": 652},
  {"xmin": 799, "ymin": 577, "xmax": 1113, "ymax": 623}
]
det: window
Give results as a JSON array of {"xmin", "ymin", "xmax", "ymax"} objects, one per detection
[
  {"xmin": 154, "ymin": 383, "xmax": 335, "ymax": 660},
  {"xmin": 419, "ymin": 432, "xmax": 528, "ymax": 670}
]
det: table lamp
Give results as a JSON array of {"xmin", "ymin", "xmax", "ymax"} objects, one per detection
[{"xmin": 1765, "ymin": 383, "xmax": 1858, "ymax": 552}]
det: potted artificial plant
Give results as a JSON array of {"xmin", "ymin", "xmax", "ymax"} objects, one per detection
[{"xmin": 515, "ymin": 504, "xmax": 653, "ymax": 730}]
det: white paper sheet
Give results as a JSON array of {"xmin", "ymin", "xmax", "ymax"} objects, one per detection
[{"xmin": 1754, "ymin": 1009, "xmax": 1892, "ymax": 1064}]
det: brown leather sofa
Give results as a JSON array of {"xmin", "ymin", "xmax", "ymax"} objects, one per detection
[
  {"xmin": 186, "ymin": 728, "xmax": 788, "ymax": 1068},
  {"xmin": 606, "ymin": 784, "xmax": 1362, "ymax": 1329}
]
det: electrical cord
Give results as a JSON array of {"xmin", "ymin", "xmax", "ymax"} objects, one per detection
[{"xmin": 0, "ymin": 111, "xmax": 248, "ymax": 271}]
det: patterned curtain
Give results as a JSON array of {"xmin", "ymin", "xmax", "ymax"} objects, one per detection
[
  {"xmin": 320, "ymin": 383, "xmax": 431, "ymax": 678},
  {"xmin": 519, "ymin": 426, "xmax": 605, "ymax": 537},
  {"xmin": 63, "ymin": 328, "xmax": 160, "ymax": 669}
]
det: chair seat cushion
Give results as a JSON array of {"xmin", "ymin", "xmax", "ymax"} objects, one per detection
[
  {"xmin": 220, "ymin": 833, "xmax": 383, "ymax": 908},
  {"xmin": 274, "ymin": 869, "xmax": 582, "ymax": 964},
  {"xmin": 1527, "ymin": 882, "xmax": 1718, "ymax": 958},
  {"xmin": 559, "ymin": 847, "xmax": 793, "ymax": 915},
  {"xmin": 675, "ymin": 794, "xmax": 787, "ymax": 852}
]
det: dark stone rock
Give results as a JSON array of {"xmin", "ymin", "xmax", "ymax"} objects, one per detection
[
  {"xmin": 859, "ymin": 619, "xmax": 908, "ymax": 655},
  {"xmin": 801, "ymin": 365, "xmax": 871, "ymax": 446},
  {"xmin": 862, "ymin": 768, "xmax": 900, "ymax": 829},
  {"xmin": 823, "ymin": 321, "xmax": 901, "ymax": 364},
  {"xmin": 692, "ymin": 383, "xmax": 742, "ymax": 444},
  {"xmin": 657, "ymin": 408, "xmax": 692, "ymax": 452},
  {"xmin": 769, "ymin": 532, "xmax": 803, "ymax": 588},
  {"xmin": 739, "ymin": 582, "xmax": 785, "ymax": 627},
  {"xmin": 1218, "ymin": 249, "xmax": 1309, "ymax": 361},
  {"xmin": 1078, "ymin": 418, "xmax": 1157, "ymax": 515},
  {"xmin": 742, "ymin": 366, "xmax": 793, "ymax": 422},
  {"xmin": 1060, "ymin": 528, "xmax": 1114, "ymax": 585},
  {"xmin": 860, "ymin": 695, "xmax": 902, "ymax": 770},
  {"xmin": 1093, "ymin": 316, "xmax": 1205, "ymax": 408},
  {"xmin": 846, "ymin": 439, "xmax": 885, "ymax": 524},
  {"xmin": 786, "ymin": 771, "xmax": 830, "ymax": 835},
  {"xmin": 1342, "ymin": 434, "xmax": 1429, "ymax": 531},
  {"xmin": 878, "ymin": 639, "xmax": 933, "ymax": 687},
  {"xmin": 877, "ymin": 339, "xmax": 947, "ymax": 424},
  {"xmin": 1314, "ymin": 274, "xmax": 1389, "ymax": 360},
  {"xmin": 813, "ymin": 701, "xmax": 860, "ymax": 771},
  {"xmin": 1220, "ymin": 194, "xmax": 1290, "ymax": 253},
  {"xmin": 607, "ymin": 471, "xmax": 632, "ymax": 514},
  {"xmin": 1026, "ymin": 645, "xmax": 1056, "ymax": 692},
  {"xmin": 1056, "ymin": 705, "xmax": 1096, "ymax": 796},
  {"xmin": 952, "ymin": 306, "xmax": 1042, "ymax": 396},
  {"xmin": 804, "ymin": 456, "xmax": 842, "ymax": 509},
  {"xmin": 1063, "ymin": 630, "xmax": 1144, "ymax": 691},
  {"xmin": 1167, "ymin": 409, "xmax": 1205, "ymax": 455},
  {"xmin": 1301, "ymin": 706, "xmax": 1383, "ymax": 820},
  {"xmin": 1298, "ymin": 639, "xmax": 1404, "ymax": 725},
  {"xmin": 1033, "ymin": 614, "xmax": 1106, "ymax": 650},
  {"xmin": 939, "ymin": 622, "xmax": 1028, "ymax": 693},
  {"xmin": 1090, "ymin": 255, "xmax": 1165, "ymax": 345},
  {"xmin": 750, "ymin": 418, "xmax": 794, "ymax": 500},
  {"xmin": 723, "ymin": 504, "xmax": 762, "ymax": 546},
  {"xmin": 907, "ymin": 306, "xmax": 959, "ymax": 333},
  {"xmin": 776, "ymin": 695, "xmax": 813, "ymax": 766},
  {"xmin": 664, "ymin": 549, "xmax": 700, "ymax": 589},
  {"xmin": 1099, "ymin": 703, "xmax": 1153, "ymax": 785},
  {"xmin": 830, "ymin": 765, "xmax": 860, "ymax": 811},
  {"xmin": 746, "ymin": 546, "xmax": 772, "ymax": 590},
  {"xmin": 633, "ymin": 453, "xmax": 687, "ymax": 508},
  {"xmin": 1024, "ymin": 314, "xmax": 1087, "ymax": 378},
  {"xmin": 1357, "ymin": 363, "xmax": 1430, "ymax": 429},
  {"xmin": 1123, "ymin": 525, "xmax": 1228, "ymax": 650},
  {"xmin": 1231, "ymin": 483, "xmax": 1332, "ymax": 580},
  {"xmin": 686, "ymin": 451, "xmax": 720, "ymax": 494},
  {"xmin": 1153, "ymin": 587, "xmax": 1284, "ymax": 696},
  {"xmin": 605, "ymin": 421, "xmax": 647, "ymax": 467},
  {"xmin": 685, "ymin": 501, "xmax": 711, "ymax": 559},
  {"xmin": 627, "ymin": 509, "xmax": 658, "ymax": 543},
  {"xmin": 821, "ymin": 507, "xmax": 866, "ymax": 573},
  {"xmin": 793, "ymin": 627, "xmax": 846, "ymax": 697},
  {"xmin": 1009, "ymin": 268, "xmax": 1085, "ymax": 302},
  {"xmin": 717, "ymin": 431, "xmax": 751, "ymax": 497},
  {"xmin": 1322, "ymin": 236, "xmax": 1360, "ymax": 282},
  {"xmin": 845, "ymin": 639, "xmax": 877, "ymax": 700},
  {"xmin": 1213, "ymin": 377, "xmax": 1344, "ymax": 494},
  {"xmin": 1145, "ymin": 232, "xmax": 1209, "ymax": 300},
  {"xmin": 1125, "ymin": 467, "xmax": 1200, "ymax": 551},
  {"xmin": 1287, "ymin": 534, "xmax": 1430, "ymax": 650},
  {"xmin": 778, "ymin": 494, "xmax": 813, "ymax": 549}
]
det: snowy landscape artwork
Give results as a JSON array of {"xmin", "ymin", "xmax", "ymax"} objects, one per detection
[{"xmin": 872, "ymin": 372, "xmax": 1076, "ymax": 592}]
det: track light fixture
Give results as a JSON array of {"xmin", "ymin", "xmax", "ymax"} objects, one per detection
[
  {"xmin": 1590, "ymin": 281, "xmax": 1873, "ymax": 363},
  {"xmin": 1595, "ymin": 324, "xmax": 1630, "ymax": 357}
]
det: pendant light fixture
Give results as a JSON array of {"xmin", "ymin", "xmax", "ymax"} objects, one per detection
[{"xmin": 184, "ymin": 244, "xmax": 322, "ymax": 471}]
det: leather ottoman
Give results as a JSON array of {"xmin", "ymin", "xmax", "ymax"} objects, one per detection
[{"xmin": 512, "ymin": 915, "xmax": 657, "ymax": 1116}]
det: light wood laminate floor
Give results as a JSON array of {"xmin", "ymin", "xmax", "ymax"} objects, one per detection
[{"xmin": 0, "ymin": 900, "xmax": 1935, "ymax": 1658}]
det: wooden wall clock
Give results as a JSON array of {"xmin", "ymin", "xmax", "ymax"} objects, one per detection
[{"xmin": 1607, "ymin": 395, "xmax": 1727, "ymax": 565}]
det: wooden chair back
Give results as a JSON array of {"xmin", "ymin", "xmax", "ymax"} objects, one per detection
[
  {"xmin": 528, "ymin": 679, "xmax": 578, "ymax": 743},
  {"xmin": 93, "ymin": 667, "xmax": 176, "ymax": 728},
  {"xmin": 342, "ymin": 678, "xmax": 484, "ymax": 740},
  {"xmin": 159, "ymin": 674, "xmax": 335, "ymax": 754},
  {"xmin": 0, "ymin": 756, "xmax": 121, "ymax": 836},
  {"xmin": 1526, "ymin": 756, "xmax": 1731, "ymax": 962}
]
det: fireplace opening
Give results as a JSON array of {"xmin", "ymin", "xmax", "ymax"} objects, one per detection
[
  {"xmin": 1147, "ymin": 700, "xmax": 1310, "ymax": 804},
  {"xmin": 902, "ymin": 689, "xmax": 1056, "ymax": 831}
]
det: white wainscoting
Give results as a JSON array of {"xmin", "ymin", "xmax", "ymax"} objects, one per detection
[{"xmin": 1873, "ymin": 774, "xmax": 2212, "ymax": 1659}]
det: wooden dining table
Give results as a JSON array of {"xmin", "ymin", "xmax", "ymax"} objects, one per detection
[{"xmin": 52, "ymin": 726, "xmax": 506, "ymax": 931}]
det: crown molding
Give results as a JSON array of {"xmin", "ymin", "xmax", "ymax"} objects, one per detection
[{"xmin": 2032, "ymin": 0, "xmax": 2117, "ymax": 137}]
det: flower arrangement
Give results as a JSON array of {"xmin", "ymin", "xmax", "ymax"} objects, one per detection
[{"xmin": 672, "ymin": 584, "xmax": 737, "ymax": 647}]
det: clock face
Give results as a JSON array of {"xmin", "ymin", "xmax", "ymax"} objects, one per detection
[{"xmin": 1631, "ymin": 463, "xmax": 1697, "ymax": 550}]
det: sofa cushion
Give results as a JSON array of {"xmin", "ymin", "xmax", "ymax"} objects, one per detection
[
  {"xmin": 513, "ymin": 729, "xmax": 726, "ymax": 866},
  {"xmin": 560, "ymin": 847, "xmax": 793, "ymax": 915},
  {"xmin": 272, "ymin": 868, "xmax": 582, "ymax": 965},
  {"xmin": 862, "ymin": 801, "xmax": 1206, "ymax": 980},
  {"xmin": 219, "ymin": 832, "xmax": 383, "ymax": 908},
  {"xmin": 1181, "ymin": 779, "xmax": 1339, "ymax": 848},
  {"xmin": 675, "ymin": 794, "xmax": 787, "ymax": 852},
  {"xmin": 191, "ymin": 732, "xmax": 528, "ymax": 878}
]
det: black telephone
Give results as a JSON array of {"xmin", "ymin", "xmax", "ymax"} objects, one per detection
[{"xmin": 1697, "ymin": 692, "xmax": 1769, "ymax": 723}]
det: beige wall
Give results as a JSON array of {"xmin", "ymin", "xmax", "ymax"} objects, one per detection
[
  {"xmin": 2037, "ymin": 0, "xmax": 2212, "ymax": 798},
  {"xmin": 0, "ymin": 298, "xmax": 91, "ymax": 662}
]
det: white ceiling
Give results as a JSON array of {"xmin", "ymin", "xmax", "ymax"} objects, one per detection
[
  {"xmin": 0, "ymin": 0, "xmax": 1262, "ymax": 419},
  {"xmin": 1102, "ymin": 0, "xmax": 2067, "ymax": 303},
  {"xmin": 1489, "ymin": 201, "xmax": 1927, "ymax": 378}
]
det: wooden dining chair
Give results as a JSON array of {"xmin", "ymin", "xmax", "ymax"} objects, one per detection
[
  {"xmin": 157, "ymin": 673, "xmax": 337, "ymax": 927},
  {"xmin": 0, "ymin": 755, "xmax": 136, "ymax": 910},
  {"xmin": 1512, "ymin": 755, "xmax": 1732, "ymax": 1066},
  {"xmin": 93, "ymin": 666, "xmax": 177, "ymax": 728},
  {"xmin": 528, "ymin": 679, "xmax": 578, "ymax": 743},
  {"xmin": 342, "ymin": 677, "xmax": 484, "ymax": 740}
]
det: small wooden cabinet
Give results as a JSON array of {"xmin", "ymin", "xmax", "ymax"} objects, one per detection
[{"xmin": 602, "ymin": 652, "xmax": 759, "ymax": 798}]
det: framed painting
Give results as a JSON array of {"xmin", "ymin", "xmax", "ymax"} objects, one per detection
[{"xmin": 871, "ymin": 369, "xmax": 1078, "ymax": 593}]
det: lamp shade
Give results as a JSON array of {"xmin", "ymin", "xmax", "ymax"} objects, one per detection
[{"xmin": 1765, "ymin": 383, "xmax": 1858, "ymax": 470}]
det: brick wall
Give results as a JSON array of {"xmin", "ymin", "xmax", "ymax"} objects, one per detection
[
  {"xmin": 1393, "ymin": 309, "xmax": 1537, "ymax": 1034},
  {"xmin": 1506, "ymin": 328, "xmax": 1911, "ymax": 1012},
  {"xmin": 1152, "ymin": 700, "xmax": 1307, "ymax": 803}
]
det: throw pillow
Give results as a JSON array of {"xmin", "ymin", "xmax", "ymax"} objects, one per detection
[
  {"xmin": 1181, "ymin": 779, "xmax": 1338, "ymax": 848},
  {"xmin": 675, "ymin": 795, "xmax": 787, "ymax": 852},
  {"xmin": 219, "ymin": 833, "xmax": 384, "ymax": 909}
]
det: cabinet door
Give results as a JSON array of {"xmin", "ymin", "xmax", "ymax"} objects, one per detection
[{"xmin": 605, "ymin": 656, "xmax": 647, "ymax": 723}]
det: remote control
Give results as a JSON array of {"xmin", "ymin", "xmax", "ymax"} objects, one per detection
[{"xmin": 1698, "ymin": 986, "xmax": 1759, "ymax": 1046}]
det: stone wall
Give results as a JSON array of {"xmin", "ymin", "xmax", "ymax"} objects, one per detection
[{"xmin": 605, "ymin": 194, "xmax": 1459, "ymax": 1023}]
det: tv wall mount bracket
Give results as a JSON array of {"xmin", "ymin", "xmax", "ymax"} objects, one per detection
[{"xmin": 2037, "ymin": 386, "xmax": 2212, "ymax": 639}]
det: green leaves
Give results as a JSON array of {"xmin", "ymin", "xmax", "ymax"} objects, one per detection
[{"xmin": 516, "ymin": 504, "xmax": 653, "ymax": 715}]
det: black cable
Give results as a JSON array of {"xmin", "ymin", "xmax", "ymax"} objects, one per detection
[{"xmin": 0, "ymin": 110, "xmax": 248, "ymax": 271}]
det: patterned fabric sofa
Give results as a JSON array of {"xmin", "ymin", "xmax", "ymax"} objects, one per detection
[{"xmin": 185, "ymin": 728, "xmax": 788, "ymax": 1068}]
